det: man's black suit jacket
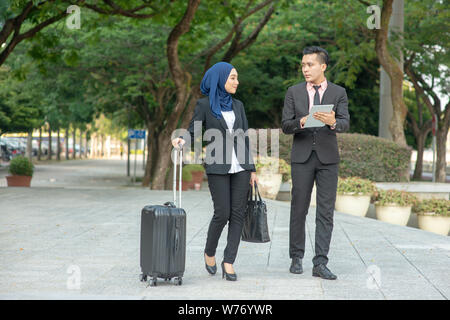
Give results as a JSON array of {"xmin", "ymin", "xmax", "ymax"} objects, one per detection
[
  {"xmin": 281, "ymin": 81, "xmax": 350, "ymax": 164},
  {"xmin": 185, "ymin": 97, "xmax": 256, "ymax": 175}
]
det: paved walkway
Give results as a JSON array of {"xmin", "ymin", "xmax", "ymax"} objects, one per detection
[{"xmin": 0, "ymin": 159, "xmax": 449, "ymax": 300}]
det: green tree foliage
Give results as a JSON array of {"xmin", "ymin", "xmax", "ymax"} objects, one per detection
[
  {"xmin": 233, "ymin": 0, "xmax": 380, "ymax": 134},
  {"xmin": 0, "ymin": 65, "xmax": 42, "ymax": 135}
]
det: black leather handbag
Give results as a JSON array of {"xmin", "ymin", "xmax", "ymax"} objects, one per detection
[{"xmin": 241, "ymin": 182, "xmax": 270, "ymax": 243}]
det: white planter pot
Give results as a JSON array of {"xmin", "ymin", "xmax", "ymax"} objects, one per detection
[
  {"xmin": 276, "ymin": 181, "xmax": 292, "ymax": 201},
  {"xmin": 335, "ymin": 194, "xmax": 371, "ymax": 217},
  {"xmin": 417, "ymin": 213, "xmax": 450, "ymax": 236},
  {"xmin": 375, "ymin": 204, "xmax": 412, "ymax": 226},
  {"xmin": 257, "ymin": 172, "xmax": 282, "ymax": 200}
]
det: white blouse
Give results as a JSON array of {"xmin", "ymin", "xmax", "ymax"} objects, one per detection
[{"xmin": 221, "ymin": 110, "xmax": 245, "ymax": 174}]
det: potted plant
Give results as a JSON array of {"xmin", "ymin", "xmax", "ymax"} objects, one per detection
[
  {"xmin": 6, "ymin": 156, "xmax": 34, "ymax": 187},
  {"xmin": 335, "ymin": 177, "xmax": 375, "ymax": 217},
  {"xmin": 279, "ymin": 159, "xmax": 291, "ymax": 184},
  {"xmin": 276, "ymin": 161, "xmax": 292, "ymax": 201},
  {"xmin": 184, "ymin": 164, "xmax": 205, "ymax": 190},
  {"xmin": 372, "ymin": 189, "xmax": 418, "ymax": 226},
  {"xmin": 175, "ymin": 166, "xmax": 192, "ymax": 191},
  {"xmin": 413, "ymin": 199, "xmax": 450, "ymax": 236},
  {"xmin": 255, "ymin": 157, "xmax": 288, "ymax": 199}
]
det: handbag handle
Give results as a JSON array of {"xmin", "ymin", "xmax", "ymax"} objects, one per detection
[
  {"xmin": 254, "ymin": 182, "xmax": 262, "ymax": 202},
  {"xmin": 248, "ymin": 181, "xmax": 262, "ymax": 202}
]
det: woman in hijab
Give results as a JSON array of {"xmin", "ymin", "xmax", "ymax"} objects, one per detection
[{"xmin": 171, "ymin": 62, "xmax": 257, "ymax": 281}]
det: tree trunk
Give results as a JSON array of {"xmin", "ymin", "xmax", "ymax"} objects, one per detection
[
  {"xmin": 376, "ymin": 0, "xmax": 407, "ymax": 147},
  {"xmin": 142, "ymin": 126, "xmax": 154, "ymax": 187},
  {"xmin": 435, "ymin": 125, "xmax": 448, "ymax": 182},
  {"xmin": 101, "ymin": 134, "xmax": 105, "ymax": 157},
  {"xmin": 388, "ymin": 72, "xmax": 407, "ymax": 145},
  {"xmin": 84, "ymin": 133, "xmax": 88, "ymax": 158},
  {"xmin": 406, "ymin": 113, "xmax": 431, "ymax": 181},
  {"xmin": 38, "ymin": 127, "xmax": 42, "ymax": 161},
  {"xmin": 90, "ymin": 134, "xmax": 94, "ymax": 158},
  {"xmin": 142, "ymin": 91, "xmax": 200, "ymax": 190},
  {"xmin": 65, "ymin": 128, "xmax": 69, "ymax": 160},
  {"xmin": 150, "ymin": 132, "xmax": 174, "ymax": 190},
  {"xmin": 94, "ymin": 134, "xmax": 99, "ymax": 158},
  {"xmin": 47, "ymin": 126, "xmax": 52, "ymax": 161},
  {"xmin": 72, "ymin": 128, "xmax": 76, "ymax": 160},
  {"xmin": 26, "ymin": 130, "xmax": 32, "ymax": 162},
  {"xmin": 56, "ymin": 127, "xmax": 61, "ymax": 161},
  {"xmin": 412, "ymin": 133, "xmax": 425, "ymax": 180},
  {"xmin": 79, "ymin": 130, "xmax": 83, "ymax": 159}
]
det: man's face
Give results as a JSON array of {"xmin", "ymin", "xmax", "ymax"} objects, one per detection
[{"xmin": 301, "ymin": 53, "xmax": 327, "ymax": 84}]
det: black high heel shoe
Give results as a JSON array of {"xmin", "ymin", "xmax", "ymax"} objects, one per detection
[
  {"xmin": 204, "ymin": 254, "xmax": 217, "ymax": 275},
  {"xmin": 221, "ymin": 261, "xmax": 237, "ymax": 281}
]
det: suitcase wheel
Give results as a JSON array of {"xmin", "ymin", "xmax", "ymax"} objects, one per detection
[
  {"xmin": 139, "ymin": 274, "xmax": 147, "ymax": 282},
  {"xmin": 149, "ymin": 277, "xmax": 157, "ymax": 287},
  {"xmin": 175, "ymin": 277, "xmax": 182, "ymax": 286}
]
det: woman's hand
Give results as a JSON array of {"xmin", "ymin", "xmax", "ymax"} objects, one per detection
[
  {"xmin": 250, "ymin": 171, "xmax": 258, "ymax": 187},
  {"xmin": 171, "ymin": 137, "xmax": 185, "ymax": 149}
]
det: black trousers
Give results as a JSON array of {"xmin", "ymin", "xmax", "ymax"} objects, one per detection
[
  {"xmin": 205, "ymin": 170, "xmax": 251, "ymax": 264},
  {"xmin": 290, "ymin": 151, "xmax": 338, "ymax": 266}
]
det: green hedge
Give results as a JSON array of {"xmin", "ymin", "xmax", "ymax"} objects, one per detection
[
  {"xmin": 271, "ymin": 130, "xmax": 411, "ymax": 182},
  {"xmin": 337, "ymin": 133, "xmax": 412, "ymax": 182}
]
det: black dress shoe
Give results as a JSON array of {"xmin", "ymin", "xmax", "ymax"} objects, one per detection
[
  {"xmin": 221, "ymin": 261, "xmax": 237, "ymax": 281},
  {"xmin": 312, "ymin": 264, "xmax": 337, "ymax": 280},
  {"xmin": 289, "ymin": 257, "xmax": 303, "ymax": 274},
  {"xmin": 204, "ymin": 254, "xmax": 217, "ymax": 275}
]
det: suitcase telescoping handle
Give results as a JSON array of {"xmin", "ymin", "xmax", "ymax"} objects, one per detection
[{"xmin": 173, "ymin": 145, "xmax": 183, "ymax": 208}]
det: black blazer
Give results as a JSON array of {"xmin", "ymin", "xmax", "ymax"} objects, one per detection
[
  {"xmin": 183, "ymin": 97, "xmax": 256, "ymax": 174},
  {"xmin": 281, "ymin": 81, "xmax": 350, "ymax": 164}
]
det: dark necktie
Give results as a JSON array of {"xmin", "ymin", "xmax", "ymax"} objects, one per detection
[{"xmin": 313, "ymin": 85, "xmax": 321, "ymax": 106}]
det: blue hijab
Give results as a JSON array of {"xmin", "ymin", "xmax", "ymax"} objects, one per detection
[{"xmin": 200, "ymin": 62, "xmax": 234, "ymax": 119}]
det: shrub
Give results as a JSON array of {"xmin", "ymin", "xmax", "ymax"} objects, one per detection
[
  {"xmin": 372, "ymin": 189, "xmax": 418, "ymax": 207},
  {"xmin": 273, "ymin": 131, "xmax": 411, "ymax": 182},
  {"xmin": 337, "ymin": 133, "xmax": 412, "ymax": 182},
  {"xmin": 266, "ymin": 129, "xmax": 293, "ymax": 164},
  {"xmin": 181, "ymin": 166, "xmax": 192, "ymax": 182},
  {"xmin": 183, "ymin": 164, "xmax": 205, "ymax": 173},
  {"xmin": 413, "ymin": 199, "xmax": 450, "ymax": 216},
  {"xmin": 278, "ymin": 159, "xmax": 291, "ymax": 182},
  {"xmin": 8, "ymin": 156, "xmax": 34, "ymax": 177},
  {"xmin": 337, "ymin": 176, "xmax": 375, "ymax": 195}
]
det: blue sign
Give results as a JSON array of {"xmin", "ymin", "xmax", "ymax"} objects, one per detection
[{"xmin": 128, "ymin": 129, "xmax": 146, "ymax": 139}]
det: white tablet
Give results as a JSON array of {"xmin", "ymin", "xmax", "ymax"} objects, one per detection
[{"xmin": 304, "ymin": 104, "xmax": 334, "ymax": 128}]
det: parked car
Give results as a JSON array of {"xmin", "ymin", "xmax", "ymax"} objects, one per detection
[
  {"xmin": 0, "ymin": 138, "xmax": 24, "ymax": 159},
  {"xmin": 0, "ymin": 139, "xmax": 12, "ymax": 161}
]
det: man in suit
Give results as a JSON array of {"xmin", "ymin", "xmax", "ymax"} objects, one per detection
[{"xmin": 281, "ymin": 46, "xmax": 350, "ymax": 280}]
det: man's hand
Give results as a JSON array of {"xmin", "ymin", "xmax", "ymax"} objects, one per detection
[
  {"xmin": 313, "ymin": 111, "xmax": 336, "ymax": 126},
  {"xmin": 300, "ymin": 116, "xmax": 308, "ymax": 128}
]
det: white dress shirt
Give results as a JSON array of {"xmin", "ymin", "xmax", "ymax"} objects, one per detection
[{"xmin": 221, "ymin": 110, "xmax": 245, "ymax": 174}]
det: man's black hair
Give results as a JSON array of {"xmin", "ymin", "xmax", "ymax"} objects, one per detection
[{"xmin": 302, "ymin": 46, "xmax": 329, "ymax": 66}]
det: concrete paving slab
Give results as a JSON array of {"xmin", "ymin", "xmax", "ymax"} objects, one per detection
[{"xmin": 0, "ymin": 159, "xmax": 449, "ymax": 300}]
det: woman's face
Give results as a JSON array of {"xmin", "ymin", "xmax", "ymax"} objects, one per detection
[{"xmin": 224, "ymin": 68, "xmax": 239, "ymax": 94}]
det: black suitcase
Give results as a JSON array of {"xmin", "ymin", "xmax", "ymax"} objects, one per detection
[{"xmin": 139, "ymin": 147, "xmax": 186, "ymax": 286}]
